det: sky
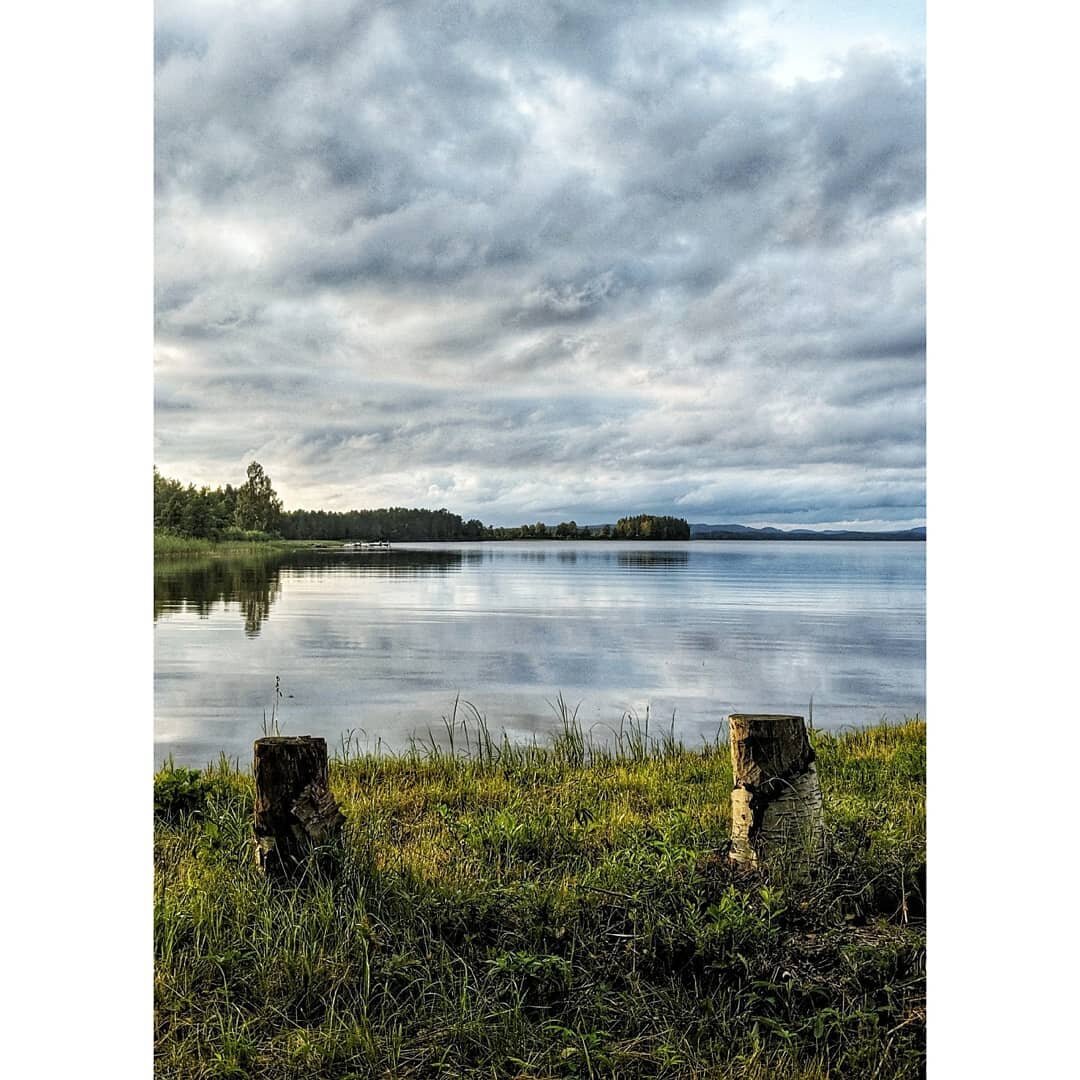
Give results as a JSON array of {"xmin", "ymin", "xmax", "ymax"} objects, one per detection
[{"xmin": 154, "ymin": 0, "xmax": 925, "ymax": 529}]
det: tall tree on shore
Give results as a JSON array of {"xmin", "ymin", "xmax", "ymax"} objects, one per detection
[{"xmin": 235, "ymin": 461, "xmax": 282, "ymax": 533}]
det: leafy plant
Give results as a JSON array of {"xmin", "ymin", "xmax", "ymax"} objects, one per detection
[{"xmin": 154, "ymin": 766, "xmax": 211, "ymax": 821}]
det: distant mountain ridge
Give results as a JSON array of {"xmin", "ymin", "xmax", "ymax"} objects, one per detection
[{"xmin": 687, "ymin": 524, "xmax": 926, "ymax": 541}]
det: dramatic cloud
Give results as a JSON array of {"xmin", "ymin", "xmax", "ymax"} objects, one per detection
[{"xmin": 155, "ymin": 0, "xmax": 925, "ymax": 528}]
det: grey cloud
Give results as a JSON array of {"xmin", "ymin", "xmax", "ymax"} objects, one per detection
[
  {"xmin": 807, "ymin": 53, "xmax": 925, "ymax": 220},
  {"xmin": 154, "ymin": 390, "xmax": 194, "ymax": 413},
  {"xmin": 155, "ymin": 0, "xmax": 924, "ymax": 528},
  {"xmin": 841, "ymin": 328, "xmax": 926, "ymax": 362}
]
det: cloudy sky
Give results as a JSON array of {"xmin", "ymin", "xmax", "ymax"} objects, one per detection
[{"xmin": 155, "ymin": 0, "xmax": 925, "ymax": 529}]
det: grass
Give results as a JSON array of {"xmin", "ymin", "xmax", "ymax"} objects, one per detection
[
  {"xmin": 155, "ymin": 710, "xmax": 925, "ymax": 1079},
  {"xmin": 153, "ymin": 533, "xmax": 336, "ymax": 558}
]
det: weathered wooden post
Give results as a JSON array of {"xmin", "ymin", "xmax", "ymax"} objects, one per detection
[
  {"xmin": 253, "ymin": 736, "xmax": 344, "ymax": 880},
  {"xmin": 728, "ymin": 714, "xmax": 824, "ymax": 870}
]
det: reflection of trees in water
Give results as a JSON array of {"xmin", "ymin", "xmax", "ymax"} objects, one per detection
[
  {"xmin": 513, "ymin": 550, "xmax": 549, "ymax": 562},
  {"xmin": 616, "ymin": 551, "xmax": 690, "ymax": 568},
  {"xmin": 240, "ymin": 583, "xmax": 275, "ymax": 635},
  {"xmin": 154, "ymin": 556, "xmax": 284, "ymax": 636},
  {"xmin": 504, "ymin": 550, "xmax": 583, "ymax": 564},
  {"xmin": 154, "ymin": 550, "xmax": 465, "ymax": 635},
  {"xmin": 291, "ymin": 551, "xmax": 466, "ymax": 579},
  {"xmin": 153, "ymin": 548, "xmax": 705, "ymax": 635},
  {"xmin": 503, "ymin": 548, "xmax": 692, "ymax": 568}
]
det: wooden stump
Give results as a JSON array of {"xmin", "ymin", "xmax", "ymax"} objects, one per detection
[
  {"xmin": 728, "ymin": 714, "xmax": 824, "ymax": 869},
  {"xmin": 253, "ymin": 736, "xmax": 344, "ymax": 879}
]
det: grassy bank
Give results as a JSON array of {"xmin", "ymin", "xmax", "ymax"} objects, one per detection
[
  {"xmin": 153, "ymin": 532, "xmax": 335, "ymax": 558},
  {"xmin": 155, "ymin": 717, "xmax": 925, "ymax": 1079}
]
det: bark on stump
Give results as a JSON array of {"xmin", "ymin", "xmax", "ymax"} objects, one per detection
[
  {"xmin": 253, "ymin": 736, "xmax": 344, "ymax": 880},
  {"xmin": 728, "ymin": 714, "xmax": 824, "ymax": 870}
]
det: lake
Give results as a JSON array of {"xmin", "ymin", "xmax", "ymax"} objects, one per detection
[{"xmin": 154, "ymin": 541, "xmax": 925, "ymax": 767}]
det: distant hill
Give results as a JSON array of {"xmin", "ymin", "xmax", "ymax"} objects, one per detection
[{"xmin": 688, "ymin": 524, "xmax": 926, "ymax": 541}]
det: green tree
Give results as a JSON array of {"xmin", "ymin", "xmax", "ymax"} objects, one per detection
[
  {"xmin": 614, "ymin": 514, "xmax": 690, "ymax": 540},
  {"xmin": 234, "ymin": 461, "xmax": 282, "ymax": 533}
]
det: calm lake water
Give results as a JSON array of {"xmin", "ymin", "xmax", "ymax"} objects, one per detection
[{"xmin": 154, "ymin": 541, "xmax": 925, "ymax": 766}]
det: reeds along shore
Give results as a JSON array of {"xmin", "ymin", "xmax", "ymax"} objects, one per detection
[
  {"xmin": 154, "ymin": 714, "xmax": 926, "ymax": 1079},
  {"xmin": 153, "ymin": 533, "xmax": 318, "ymax": 557}
]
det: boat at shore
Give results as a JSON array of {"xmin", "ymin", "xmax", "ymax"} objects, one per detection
[{"xmin": 341, "ymin": 540, "xmax": 392, "ymax": 552}]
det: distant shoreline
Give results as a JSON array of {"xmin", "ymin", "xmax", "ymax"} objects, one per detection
[
  {"xmin": 156, "ymin": 466, "xmax": 924, "ymax": 549},
  {"xmin": 155, "ymin": 532, "xmax": 924, "ymax": 560},
  {"xmin": 687, "ymin": 530, "xmax": 925, "ymax": 542}
]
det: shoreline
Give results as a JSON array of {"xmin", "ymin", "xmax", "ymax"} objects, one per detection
[{"xmin": 154, "ymin": 535, "xmax": 926, "ymax": 559}]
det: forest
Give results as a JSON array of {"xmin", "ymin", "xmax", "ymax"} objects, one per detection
[
  {"xmin": 486, "ymin": 515, "xmax": 690, "ymax": 540},
  {"xmin": 154, "ymin": 464, "xmax": 689, "ymax": 543}
]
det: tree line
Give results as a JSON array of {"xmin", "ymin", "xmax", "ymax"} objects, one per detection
[
  {"xmin": 282, "ymin": 507, "xmax": 486, "ymax": 542},
  {"xmin": 154, "ymin": 464, "xmax": 689, "ymax": 543},
  {"xmin": 154, "ymin": 462, "xmax": 283, "ymax": 540},
  {"xmin": 486, "ymin": 516, "xmax": 690, "ymax": 541}
]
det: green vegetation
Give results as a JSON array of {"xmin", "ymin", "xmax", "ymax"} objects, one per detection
[
  {"xmin": 155, "ymin": 715, "xmax": 925, "ymax": 1078},
  {"xmin": 155, "ymin": 462, "xmax": 284, "ymax": 544},
  {"xmin": 613, "ymin": 514, "xmax": 691, "ymax": 540},
  {"xmin": 282, "ymin": 511, "xmax": 692, "ymax": 542},
  {"xmin": 487, "ymin": 515, "xmax": 690, "ymax": 541},
  {"xmin": 282, "ymin": 506, "xmax": 487, "ymax": 542},
  {"xmin": 155, "ymin": 464, "xmax": 693, "ymax": 546},
  {"xmin": 153, "ymin": 533, "xmax": 297, "ymax": 558}
]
